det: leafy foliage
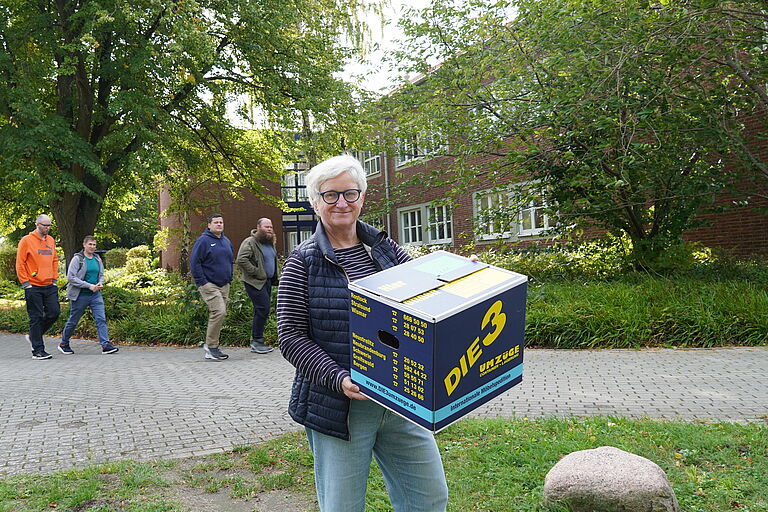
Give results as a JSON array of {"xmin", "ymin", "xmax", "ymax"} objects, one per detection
[
  {"xmin": 475, "ymin": 236, "xmax": 722, "ymax": 282},
  {"xmin": 2, "ymin": 240, "xmax": 766, "ymax": 348},
  {"xmin": 95, "ymin": 190, "xmax": 159, "ymax": 250},
  {"xmin": 104, "ymin": 247, "xmax": 129, "ymax": 268},
  {"xmin": 373, "ymin": 0, "xmax": 757, "ymax": 268},
  {"xmin": 525, "ymin": 277, "xmax": 768, "ymax": 348},
  {"xmin": 665, "ymin": 0, "xmax": 768, "ymax": 187},
  {"xmin": 0, "ymin": 0, "xmax": 376, "ymax": 261},
  {"xmin": 0, "ymin": 244, "xmax": 17, "ymax": 283}
]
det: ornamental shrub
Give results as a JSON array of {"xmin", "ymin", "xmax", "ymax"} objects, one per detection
[
  {"xmin": 100, "ymin": 285, "xmax": 140, "ymax": 319},
  {"xmin": 125, "ymin": 257, "xmax": 150, "ymax": 274},
  {"xmin": 0, "ymin": 245, "xmax": 17, "ymax": 283},
  {"xmin": 105, "ymin": 247, "xmax": 129, "ymax": 268},
  {"xmin": 126, "ymin": 245, "xmax": 151, "ymax": 260},
  {"xmin": 0, "ymin": 279, "xmax": 22, "ymax": 299}
]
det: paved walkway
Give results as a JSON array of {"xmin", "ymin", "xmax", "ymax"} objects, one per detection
[{"xmin": 1, "ymin": 332, "xmax": 766, "ymax": 476}]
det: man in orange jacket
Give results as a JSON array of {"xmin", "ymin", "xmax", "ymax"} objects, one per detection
[{"xmin": 16, "ymin": 214, "xmax": 61, "ymax": 359}]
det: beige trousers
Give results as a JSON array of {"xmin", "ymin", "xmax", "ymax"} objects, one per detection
[{"xmin": 197, "ymin": 282, "xmax": 230, "ymax": 348}]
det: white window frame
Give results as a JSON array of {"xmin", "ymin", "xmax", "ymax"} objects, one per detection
[
  {"xmin": 474, "ymin": 190, "xmax": 517, "ymax": 240},
  {"xmin": 474, "ymin": 183, "xmax": 555, "ymax": 240},
  {"xmin": 395, "ymin": 133, "xmax": 447, "ymax": 168},
  {"xmin": 286, "ymin": 226, "xmax": 315, "ymax": 253},
  {"xmin": 427, "ymin": 204, "xmax": 452, "ymax": 244},
  {"xmin": 281, "ymin": 171, "xmax": 309, "ymax": 202},
  {"xmin": 515, "ymin": 184, "xmax": 554, "ymax": 237},
  {"xmin": 355, "ymin": 151, "xmax": 381, "ymax": 177},
  {"xmin": 399, "ymin": 208, "xmax": 423, "ymax": 245},
  {"xmin": 398, "ymin": 203, "xmax": 453, "ymax": 246}
]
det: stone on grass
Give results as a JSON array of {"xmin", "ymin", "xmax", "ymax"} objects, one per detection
[{"xmin": 543, "ymin": 445, "xmax": 679, "ymax": 512}]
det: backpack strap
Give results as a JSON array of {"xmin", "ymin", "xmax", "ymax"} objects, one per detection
[{"xmin": 75, "ymin": 252, "xmax": 85, "ymax": 272}]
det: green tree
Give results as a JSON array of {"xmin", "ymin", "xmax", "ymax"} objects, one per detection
[
  {"xmin": 374, "ymin": 0, "xmax": 747, "ymax": 267},
  {"xmin": 159, "ymin": 128, "xmax": 285, "ymax": 275},
  {"xmin": 0, "ymin": 0, "xmax": 373, "ymax": 262},
  {"xmin": 667, "ymin": 0, "xmax": 768, "ymax": 188},
  {"xmin": 96, "ymin": 189, "xmax": 158, "ymax": 250}
]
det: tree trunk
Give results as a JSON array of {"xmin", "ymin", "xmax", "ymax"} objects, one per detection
[
  {"xmin": 301, "ymin": 111, "xmax": 318, "ymax": 168},
  {"xmin": 178, "ymin": 208, "xmax": 192, "ymax": 278},
  {"xmin": 51, "ymin": 191, "xmax": 103, "ymax": 265}
]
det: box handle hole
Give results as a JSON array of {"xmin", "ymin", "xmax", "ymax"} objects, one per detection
[{"xmin": 377, "ymin": 330, "xmax": 400, "ymax": 349}]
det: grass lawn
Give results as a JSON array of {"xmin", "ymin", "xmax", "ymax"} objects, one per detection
[{"xmin": 1, "ymin": 417, "xmax": 765, "ymax": 512}]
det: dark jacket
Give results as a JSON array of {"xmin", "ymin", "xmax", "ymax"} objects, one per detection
[
  {"xmin": 190, "ymin": 229, "xmax": 234, "ymax": 287},
  {"xmin": 288, "ymin": 220, "xmax": 400, "ymax": 440},
  {"xmin": 236, "ymin": 230, "xmax": 280, "ymax": 290}
]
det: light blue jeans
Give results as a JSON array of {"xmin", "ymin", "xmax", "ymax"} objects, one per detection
[
  {"xmin": 305, "ymin": 399, "xmax": 448, "ymax": 512},
  {"xmin": 61, "ymin": 291, "xmax": 110, "ymax": 347}
]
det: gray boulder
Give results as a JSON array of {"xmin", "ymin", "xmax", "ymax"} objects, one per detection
[{"xmin": 543, "ymin": 446, "xmax": 679, "ymax": 512}]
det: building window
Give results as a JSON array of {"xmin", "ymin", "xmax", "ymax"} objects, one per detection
[
  {"xmin": 285, "ymin": 226, "xmax": 315, "ymax": 252},
  {"xmin": 400, "ymin": 208, "xmax": 422, "ymax": 244},
  {"xmin": 518, "ymin": 187, "xmax": 552, "ymax": 236},
  {"xmin": 474, "ymin": 183, "xmax": 555, "ymax": 240},
  {"xmin": 281, "ymin": 167, "xmax": 309, "ymax": 203},
  {"xmin": 395, "ymin": 133, "xmax": 447, "ymax": 168},
  {"xmin": 362, "ymin": 214, "xmax": 386, "ymax": 231},
  {"xmin": 475, "ymin": 191, "xmax": 516, "ymax": 240},
  {"xmin": 427, "ymin": 205, "xmax": 452, "ymax": 243},
  {"xmin": 398, "ymin": 203, "xmax": 453, "ymax": 245},
  {"xmin": 356, "ymin": 151, "xmax": 381, "ymax": 176}
]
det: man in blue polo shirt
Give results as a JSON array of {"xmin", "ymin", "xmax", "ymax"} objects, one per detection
[{"xmin": 191, "ymin": 213, "xmax": 234, "ymax": 361}]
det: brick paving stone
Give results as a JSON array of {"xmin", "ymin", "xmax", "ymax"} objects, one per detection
[{"xmin": 1, "ymin": 333, "xmax": 767, "ymax": 475}]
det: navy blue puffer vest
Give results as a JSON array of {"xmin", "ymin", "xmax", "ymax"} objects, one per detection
[{"xmin": 289, "ymin": 221, "xmax": 399, "ymax": 440}]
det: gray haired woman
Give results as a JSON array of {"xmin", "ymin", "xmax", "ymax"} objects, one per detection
[{"xmin": 277, "ymin": 154, "xmax": 449, "ymax": 511}]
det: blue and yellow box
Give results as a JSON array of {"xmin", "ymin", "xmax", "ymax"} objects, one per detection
[{"xmin": 348, "ymin": 250, "xmax": 527, "ymax": 432}]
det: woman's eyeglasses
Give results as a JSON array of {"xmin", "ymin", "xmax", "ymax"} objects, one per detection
[{"xmin": 318, "ymin": 189, "xmax": 362, "ymax": 205}]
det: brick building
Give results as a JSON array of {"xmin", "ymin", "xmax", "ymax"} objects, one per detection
[
  {"xmin": 358, "ymin": 112, "xmax": 767, "ymax": 257},
  {"xmin": 158, "ymin": 161, "xmax": 318, "ymax": 269},
  {"xmin": 159, "ymin": 115, "xmax": 766, "ymax": 267}
]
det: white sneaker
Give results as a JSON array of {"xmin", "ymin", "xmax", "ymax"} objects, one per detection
[{"xmin": 203, "ymin": 344, "xmax": 228, "ymax": 361}]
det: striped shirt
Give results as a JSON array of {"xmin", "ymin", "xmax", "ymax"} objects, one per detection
[{"xmin": 277, "ymin": 240, "xmax": 411, "ymax": 393}]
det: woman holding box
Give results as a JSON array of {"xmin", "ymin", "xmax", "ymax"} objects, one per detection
[{"xmin": 276, "ymin": 154, "xmax": 448, "ymax": 512}]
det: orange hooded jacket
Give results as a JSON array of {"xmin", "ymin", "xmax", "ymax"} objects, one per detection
[{"xmin": 16, "ymin": 230, "xmax": 58, "ymax": 287}]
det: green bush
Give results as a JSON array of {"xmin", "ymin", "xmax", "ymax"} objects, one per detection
[
  {"xmin": 100, "ymin": 285, "xmax": 140, "ymax": 319},
  {"xmin": 476, "ymin": 239, "xmax": 633, "ymax": 282},
  {"xmin": 0, "ymin": 245, "xmax": 17, "ymax": 283},
  {"xmin": 0, "ymin": 300, "xmax": 69, "ymax": 335},
  {"xmin": 0, "ymin": 244, "xmax": 764, "ymax": 349},
  {"xmin": 107, "ymin": 268, "xmax": 187, "ymax": 302},
  {"xmin": 125, "ymin": 257, "xmax": 150, "ymax": 274},
  {"xmin": 0, "ymin": 279, "xmax": 22, "ymax": 299},
  {"xmin": 105, "ymin": 248, "xmax": 129, "ymax": 268},
  {"xmin": 526, "ymin": 277, "xmax": 768, "ymax": 348},
  {"xmin": 126, "ymin": 245, "xmax": 151, "ymax": 259},
  {"xmin": 111, "ymin": 304, "xmax": 206, "ymax": 345},
  {"xmin": 479, "ymin": 238, "xmax": 768, "ymax": 285},
  {"xmin": 0, "ymin": 304, "xmax": 30, "ymax": 332}
]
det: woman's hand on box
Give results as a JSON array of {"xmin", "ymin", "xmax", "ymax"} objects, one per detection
[{"xmin": 342, "ymin": 376, "xmax": 369, "ymax": 401}]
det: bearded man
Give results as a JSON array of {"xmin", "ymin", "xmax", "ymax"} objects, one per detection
[{"xmin": 236, "ymin": 218, "xmax": 280, "ymax": 354}]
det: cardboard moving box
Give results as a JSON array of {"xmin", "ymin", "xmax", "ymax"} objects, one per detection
[{"xmin": 348, "ymin": 250, "xmax": 527, "ymax": 432}]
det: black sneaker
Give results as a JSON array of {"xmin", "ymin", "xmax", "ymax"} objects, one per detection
[
  {"xmin": 102, "ymin": 343, "xmax": 119, "ymax": 354},
  {"xmin": 204, "ymin": 345, "xmax": 228, "ymax": 361},
  {"xmin": 250, "ymin": 340, "xmax": 274, "ymax": 354},
  {"xmin": 58, "ymin": 343, "xmax": 75, "ymax": 355},
  {"xmin": 32, "ymin": 350, "xmax": 52, "ymax": 360}
]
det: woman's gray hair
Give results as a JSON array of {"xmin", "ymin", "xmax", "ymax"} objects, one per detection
[{"xmin": 305, "ymin": 154, "xmax": 368, "ymax": 205}]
